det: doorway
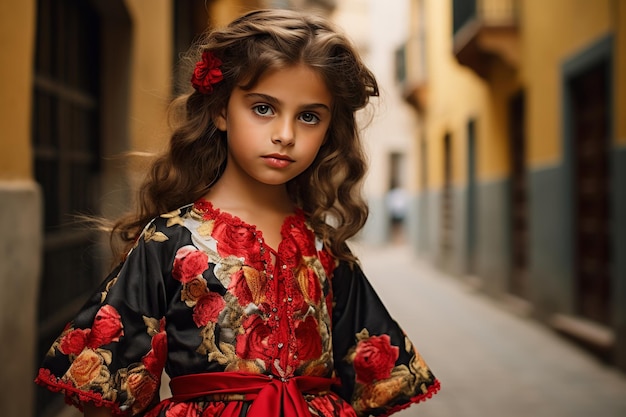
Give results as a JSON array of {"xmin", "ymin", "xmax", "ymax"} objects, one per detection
[
  {"xmin": 33, "ymin": 0, "xmax": 103, "ymax": 415},
  {"xmin": 466, "ymin": 120, "xmax": 477, "ymax": 275},
  {"xmin": 441, "ymin": 133, "xmax": 454, "ymax": 259},
  {"xmin": 565, "ymin": 41, "xmax": 612, "ymax": 326},
  {"xmin": 508, "ymin": 92, "xmax": 528, "ymax": 298}
]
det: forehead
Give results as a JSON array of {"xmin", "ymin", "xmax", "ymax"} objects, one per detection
[{"xmin": 237, "ymin": 64, "xmax": 332, "ymax": 106}]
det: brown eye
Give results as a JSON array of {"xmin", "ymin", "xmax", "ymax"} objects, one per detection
[
  {"xmin": 253, "ymin": 104, "xmax": 273, "ymax": 116},
  {"xmin": 299, "ymin": 112, "xmax": 320, "ymax": 125}
]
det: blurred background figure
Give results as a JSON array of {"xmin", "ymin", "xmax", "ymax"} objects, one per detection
[{"xmin": 386, "ymin": 184, "xmax": 409, "ymax": 244}]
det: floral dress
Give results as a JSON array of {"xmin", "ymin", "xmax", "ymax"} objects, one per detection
[{"xmin": 36, "ymin": 199, "xmax": 439, "ymax": 417}]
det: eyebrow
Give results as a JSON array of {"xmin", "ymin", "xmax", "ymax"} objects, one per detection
[{"xmin": 243, "ymin": 93, "xmax": 331, "ymax": 112}]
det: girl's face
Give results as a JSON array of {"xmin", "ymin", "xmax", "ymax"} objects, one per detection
[{"xmin": 215, "ymin": 64, "xmax": 332, "ymax": 188}]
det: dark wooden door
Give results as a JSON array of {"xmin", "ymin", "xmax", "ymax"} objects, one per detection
[
  {"xmin": 466, "ymin": 121, "xmax": 477, "ymax": 275},
  {"xmin": 33, "ymin": 0, "xmax": 102, "ymax": 415},
  {"xmin": 509, "ymin": 92, "xmax": 528, "ymax": 298},
  {"xmin": 441, "ymin": 133, "xmax": 454, "ymax": 258},
  {"xmin": 570, "ymin": 61, "xmax": 611, "ymax": 325}
]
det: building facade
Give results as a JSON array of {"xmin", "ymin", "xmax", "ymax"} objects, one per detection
[
  {"xmin": 333, "ymin": 0, "xmax": 421, "ymax": 246},
  {"xmin": 402, "ymin": 0, "xmax": 626, "ymax": 371},
  {"xmin": 1, "ymin": 1, "xmax": 341, "ymax": 415},
  {"xmin": 0, "ymin": 1, "xmax": 270, "ymax": 416}
]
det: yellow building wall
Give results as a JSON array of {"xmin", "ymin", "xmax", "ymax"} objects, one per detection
[
  {"xmin": 210, "ymin": 0, "xmax": 262, "ymax": 27},
  {"xmin": 0, "ymin": 0, "xmax": 36, "ymax": 180},
  {"xmin": 125, "ymin": 0, "xmax": 174, "ymax": 154},
  {"xmin": 424, "ymin": 0, "xmax": 511, "ymax": 188},
  {"xmin": 122, "ymin": 0, "xmax": 263, "ymax": 157},
  {"xmin": 521, "ymin": 0, "xmax": 613, "ymax": 166}
]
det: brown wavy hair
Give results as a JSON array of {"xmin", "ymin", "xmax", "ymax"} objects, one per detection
[{"xmin": 112, "ymin": 9, "xmax": 379, "ymax": 262}]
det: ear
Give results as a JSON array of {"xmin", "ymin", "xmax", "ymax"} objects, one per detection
[{"xmin": 214, "ymin": 109, "xmax": 227, "ymax": 132}]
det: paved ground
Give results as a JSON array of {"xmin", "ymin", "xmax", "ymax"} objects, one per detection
[{"xmin": 352, "ymin": 242, "xmax": 626, "ymax": 417}]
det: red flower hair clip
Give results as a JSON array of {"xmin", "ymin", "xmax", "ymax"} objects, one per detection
[{"xmin": 191, "ymin": 51, "xmax": 224, "ymax": 94}]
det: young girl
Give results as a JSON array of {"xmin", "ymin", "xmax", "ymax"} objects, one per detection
[{"xmin": 36, "ymin": 9, "xmax": 440, "ymax": 417}]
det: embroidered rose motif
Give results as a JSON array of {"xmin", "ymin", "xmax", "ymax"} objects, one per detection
[
  {"xmin": 228, "ymin": 269, "xmax": 254, "ymax": 307},
  {"xmin": 212, "ymin": 220, "xmax": 262, "ymax": 266},
  {"xmin": 181, "ymin": 276, "xmax": 210, "ymax": 306},
  {"xmin": 67, "ymin": 348, "xmax": 107, "ymax": 388},
  {"xmin": 288, "ymin": 222, "xmax": 317, "ymax": 257},
  {"xmin": 59, "ymin": 328, "xmax": 90, "ymax": 355},
  {"xmin": 172, "ymin": 245, "xmax": 209, "ymax": 284},
  {"xmin": 192, "ymin": 292, "xmax": 226, "ymax": 327},
  {"xmin": 191, "ymin": 50, "xmax": 223, "ymax": 94},
  {"xmin": 87, "ymin": 305, "xmax": 124, "ymax": 348},
  {"xmin": 142, "ymin": 318, "xmax": 167, "ymax": 377},
  {"xmin": 279, "ymin": 238, "xmax": 300, "ymax": 269},
  {"xmin": 309, "ymin": 395, "xmax": 359, "ymax": 417},
  {"xmin": 294, "ymin": 316, "xmax": 322, "ymax": 360},
  {"xmin": 127, "ymin": 367, "xmax": 158, "ymax": 414},
  {"xmin": 353, "ymin": 334, "xmax": 399, "ymax": 385},
  {"xmin": 193, "ymin": 198, "xmax": 213, "ymax": 216},
  {"xmin": 294, "ymin": 261, "xmax": 322, "ymax": 305},
  {"xmin": 159, "ymin": 401, "xmax": 202, "ymax": 417},
  {"xmin": 236, "ymin": 315, "xmax": 272, "ymax": 363},
  {"xmin": 354, "ymin": 376, "xmax": 405, "ymax": 413}
]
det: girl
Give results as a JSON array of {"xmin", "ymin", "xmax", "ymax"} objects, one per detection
[{"xmin": 36, "ymin": 9, "xmax": 440, "ymax": 417}]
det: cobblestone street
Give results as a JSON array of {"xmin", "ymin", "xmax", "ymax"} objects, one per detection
[{"xmin": 353, "ymin": 243, "xmax": 626, "ymax": 417}]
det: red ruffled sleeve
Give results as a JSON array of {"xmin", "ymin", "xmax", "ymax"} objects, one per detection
[
  {"xmin": 331, "ymin": 260, "xmax": 440, "ymax": 416},
  {"xmin": 35, "ymin": 218, "xmax": 172, "ymax": 416}
]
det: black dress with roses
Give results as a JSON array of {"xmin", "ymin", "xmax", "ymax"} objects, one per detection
[{"xmin": 36, "ymin": 200, "xmax": 439, "ymax": 417}]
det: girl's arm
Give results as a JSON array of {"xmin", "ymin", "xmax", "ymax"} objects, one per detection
[{"xmin": 83, "ymin": 404, "xmax": 114, "ymax": 417}]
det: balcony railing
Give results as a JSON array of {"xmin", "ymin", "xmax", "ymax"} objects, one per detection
[{"xmin": 453, "ymin": 0, "xmax": 520, "ymax": 78}]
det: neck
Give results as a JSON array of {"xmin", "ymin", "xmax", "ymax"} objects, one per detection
[{"xmin": 204, "ymin": 169, "xmax": 294, "ymax": 217}]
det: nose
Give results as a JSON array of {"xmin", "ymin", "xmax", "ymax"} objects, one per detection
[{"xmin": 271, "ymin": 117, "xmax": 295, "ymax": 146}]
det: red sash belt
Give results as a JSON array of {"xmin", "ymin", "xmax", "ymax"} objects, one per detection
[{"xmin": 170, "ymin": 371, "xmax": 338, "ymax": 417}]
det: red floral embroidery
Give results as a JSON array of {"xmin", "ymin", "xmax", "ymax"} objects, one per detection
[
  {"xmin": 353, "ymin": 334, "xmax": 399, "ymax": 385},
  {"xmin": 228, "ymin": 269, "xmax": 254, "ymax": 307},
  {"xmin": 193, "ymin": 198, "xmax": 213, "ymax": 215},
  {"xmin": 236, "ymin": 315, "xmax": 272, "ymax": 363},
  {"xmin": 191, "ymin": 51, "xmax": 223, "ymax": 94},
  {"xmin": 287, "ymin": 283, "xmax": 308, "ymax": 314},
  {"xmin": 143, "ymin": 318, "xmax": 167, "ymax": 377},
  {"xmin": 294, "ymin": 316, "xmax": 322, "ymax": 360},
  {"xmin": 35, "ymin": 368, "xmax": 126, "ymax": 416},
  {"xmin": 295, "ymin": 261, "xmax": 322, "ymax": 304},
  {"xmin": 288, "ymin": 220, "xmax": 317, "ymax": 257},
  {"xmin": 87, "ymin": 305, "xmax": 124, "ymax": 348},
  {"xmin": 309, "ymin": 395, "xmax": 359, "ymax": 417},
  {"xmin": 318, "ymin": 248, "xmax": 336, "ymax": 277},
  {"xmin": 165, "ymin": 400, "xmax": 201, "ymax": 417},
  {"xmin": 279, "ymin": 238, "xmax": 300, "ymax": 269},
  {"xmin": 192, "ymin": 292, "xmax": 226, "ymax": 327},
  {"xmin": 173, "ymin": 245, "xmax": 209, "ymax": 284},
  {"xmin": 213, "ymin": 220, "xmax": 262, "ymax": 267},
  {"xmin": 67, "ymin": 348, "xmax": 106, "ymax": 388},
  {"xmin": 181, "ymin": 277, "xmax": 210, "ymax": 305},
  {"xmin": 128, "ymin": 370, "xmax": 159, "ymax": 414},
  {"xmin": 143, "ymin": 399, "xmax": 228, "ymax": 417},
  {"xmin": 60, "ymin": 328, "xmax": 90, "ymax": 355}
]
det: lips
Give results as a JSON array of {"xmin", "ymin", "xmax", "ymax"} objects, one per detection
[
  {"xmin": 263, "ymin": 153, "xmax": 294, "ymax": 162},
  {"xmin": 262, "ymin": 153, "xmax": 294, "ymax": 168}
]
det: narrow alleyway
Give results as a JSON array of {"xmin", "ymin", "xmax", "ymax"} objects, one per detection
[{"xmin": 352, "ymin": 242, "xmax": 626, "ymax": 417}]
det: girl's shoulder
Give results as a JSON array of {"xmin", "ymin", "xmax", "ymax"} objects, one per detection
[
  {"xmin": 142, "ymin": 202, "xmax": 197, "ymax": 233},
  {"xmin": 127, "ymin": 203, "xmax": 198, "ymax": 252}
]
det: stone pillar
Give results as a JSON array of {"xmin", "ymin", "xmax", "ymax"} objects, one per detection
[{"xmin": 0, "ymin": 181, "xmax": 42, "ymax": 417}]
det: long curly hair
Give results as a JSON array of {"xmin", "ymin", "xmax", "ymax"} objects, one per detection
[{"xmin": 112, "ymin": 9, "xmax": 379, "ymax": 262}]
